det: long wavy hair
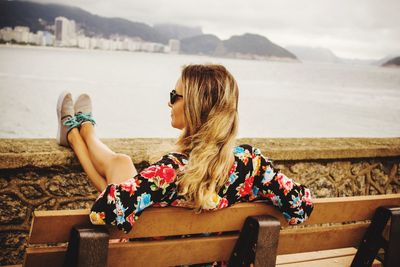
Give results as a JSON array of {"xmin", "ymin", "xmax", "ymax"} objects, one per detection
[{"xmin": 176, "ymin": 64, "xmax": 239, "ymax": 211}]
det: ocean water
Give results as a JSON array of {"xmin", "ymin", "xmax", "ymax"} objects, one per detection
[{"xmin": 0, "ymin": 45, "xmax": 399, "ymax": 138}]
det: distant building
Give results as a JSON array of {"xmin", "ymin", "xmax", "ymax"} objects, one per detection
[
  {"xmin": 77, "ymin": 35, "xmax": 90, "ymax": 49},
  {"xmin": 141, "ymin": 42, "xmax": 165, "ymax": 53},
  {"xmin": 0, "ymin": 18, "xmax": 170, "ymax": 55},
  {"xmin": 43, "ymin": 31, "xmax": 55, "ymax": 46},
  {"xmin": 54, "ymin": 17, "xmax": 77, "ymax": 47},
  {"xmin": 110, "ymin": 39, "xmax": 122, "ymax": 50},
  {"xmin": 98, "ymin": 38, "xmax": 111, "ymax": 50},
  {"xmin": 89, "ymin": 37, "xmax": 99, "ymax": 49},
  {"xmin": 0, "ymin": 27, "xmax": 13, "ymax": 42},
  {"xmin": 120, "ymin": 37, "xmax": 142, "ymax": 51},
  {"xmin": 168, "ymin": 39, "xmax": 180, "ymax": 54},
  {"xmin": 14, "ymin": 26, "xmax": 29, "ymax": 43}
]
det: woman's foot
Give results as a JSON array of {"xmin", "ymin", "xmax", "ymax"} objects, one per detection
[
  {"xmin": 74, "ymin": 93, "xmax": 96, "ymax": 126},
  {"xmin": 56, "ymin": 91, "xmax": 79, "ymax": 147}
]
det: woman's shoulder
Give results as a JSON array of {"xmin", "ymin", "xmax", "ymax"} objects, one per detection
[
  {"xmin": 162, "ymin": 151, "xmax": 189, "ymax": 166},
  {"xmin": 233, "ymin": 144, "xmax": 272, "ymax": 169},
  {"xmin": 233, "ymin": 144, "xmax": 262, "ymax": 157},
  {"xmin": 142, "ymin": 152, "xmax": 188, "ymax": 176}
]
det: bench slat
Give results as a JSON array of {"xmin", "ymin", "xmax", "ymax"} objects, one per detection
[
  {"xmin": 25, "ymin": 235, "xmax": 237, "ymax": 267},
  {"xmin": 276, "ymin": 247, "xmax": 358, "ymax": 264},
  {"xmin": 23, "ymin": 247, "xmax": 65, "ymax": 267},
  {"xmin": 29, "ymin": 203, "xmax": 283, "ymax": 244},
  {"xmin": 276, "ymin": 255, "xmax": 382, "ymax": 267},
  {"xmin": 25, "ymin": 222, "xmax": 372, "ymax": 266},
  {"xmin": 26, "ymin": 247, "xmax": 382, "ymax": 267},
  {"xmin": 28, "ymin": 194, "xmax": 400, "ymax": 244},
  {"xmin": 278, "ymin": 223, "xmax": 369, "ymax": 254},
  {"xmin": 276, "ymin": 247, "xmax": 382, "ymax": 266},
  {"xmin": 108, "ymin": 235, "xmax": 237, "ymax": 266}
]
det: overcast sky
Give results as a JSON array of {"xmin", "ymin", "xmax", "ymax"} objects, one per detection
[{"xmin": 31, "ymin": 0, "xmax": 400, "ymax": 60}]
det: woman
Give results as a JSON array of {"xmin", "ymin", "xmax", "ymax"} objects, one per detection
[{"xmin": 56, "ymin": 64, "xmax": 313, "ymax": 234}]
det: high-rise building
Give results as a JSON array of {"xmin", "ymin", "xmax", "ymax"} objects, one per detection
[{"xmin": 54, "ymin": 17, "xmax": 77, "ymax": 46}]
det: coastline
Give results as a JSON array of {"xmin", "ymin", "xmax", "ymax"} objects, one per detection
[{"xmin": 0, "ymin": 43, "xmax": 299, "ymax": 63}]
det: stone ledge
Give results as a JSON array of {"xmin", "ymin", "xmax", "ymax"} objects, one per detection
[
  {"xmin": 0, "ymin": 138, "xmax": 400, "ymax": 169},
  {"xmin": 1, "ymin": 137, "xmax": 399, "ymax": 266}
]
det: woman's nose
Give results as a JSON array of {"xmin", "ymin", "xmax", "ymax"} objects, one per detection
[{"xmin": 168, "ymin": 101, "xmax": 172, "ymax": 108}]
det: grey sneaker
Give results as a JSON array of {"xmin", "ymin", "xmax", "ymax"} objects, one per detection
[
  {"xmin": 56, "ymin": 91, "xmax": 79, "ymax": 147},
  {"xmin": 74, "ymin": 93, "xmax": 96, "ymax": 126}
]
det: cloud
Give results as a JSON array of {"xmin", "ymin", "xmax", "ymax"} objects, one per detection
[{"xmin": 30, "ymin": 0, "xmax": 400, "ymax": 59}]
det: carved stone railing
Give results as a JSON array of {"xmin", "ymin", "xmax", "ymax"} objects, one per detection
[{"xmin": 0, "ymin": 138, "xmax": 399, "ymax": 265}]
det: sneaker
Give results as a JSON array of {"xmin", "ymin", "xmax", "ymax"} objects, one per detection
[
  {"xmin": 74, "ymin": 93, "xmax": 96, "ymax": 126},
  {"xmin": 56, "ymin": 91, "xmax": 79, "ymax": 147}
]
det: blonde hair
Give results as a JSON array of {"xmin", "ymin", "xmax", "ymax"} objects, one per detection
[{"xmin": 176, "ymin": 64, "xmax": 239, "ymax": 211}]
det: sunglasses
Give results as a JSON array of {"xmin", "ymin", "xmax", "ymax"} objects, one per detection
[{"xmin": 170, "ymin": 89, "xmax": 183, "ymax": 104}]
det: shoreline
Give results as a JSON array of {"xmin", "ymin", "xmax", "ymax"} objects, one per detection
[
  {"xmin": 0, "ymin": 44, "xmax": 304, "ymax": 64},
  {"xmin": 1, "ymin": 44, "xmax": 389, "ymax": 67},
  {"xmin": 1, "ymin": 44, "xmax": 391, "ymax": 66},
  {"xmin": 0, "ymin": 43, "xmax": 149, "ymax": 54}
]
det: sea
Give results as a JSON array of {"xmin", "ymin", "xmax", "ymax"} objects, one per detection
[{"xmin": 0, "ymin": 45, "xmax": 399, "ymax": 138}]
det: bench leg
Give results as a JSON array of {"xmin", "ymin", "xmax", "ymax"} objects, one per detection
[
  {"xmin": 63, "ymin": 226, "xmax": 109, "ymax": 267},
  {"xmin": 351, "ymin": 206, "xmax": 400, "ymax": 267},
  {"xmin": 229, "ymin": 215, "xmax": 280, "ymax": 267},
  {"xmin": 385, "ymin": 207, "xmax": 400, "ymax": 267}
]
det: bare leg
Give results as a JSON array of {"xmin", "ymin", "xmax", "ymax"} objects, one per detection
[
  {"xmin": 79, "ymin": 123, "xmax": 137, "ymax": 184},
  {"xmin": 67, "ymin": 128, "xmax": 107, "ymax": 192}
]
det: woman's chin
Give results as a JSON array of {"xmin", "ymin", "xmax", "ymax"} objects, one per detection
[{"xmin": 171, "ymin": 122, "xmax": 183, "ymax": 130}]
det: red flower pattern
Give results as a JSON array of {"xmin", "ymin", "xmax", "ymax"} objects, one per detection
[
  {"xmin": 238, "ymin": 176, "xmax": 254, "ymax": 197},
  {"xmin": 107, "ymin": 185, "xmax": 117, "ymax": 204},
  {"xmin": 120, "ymin": 178, "xmax": 140, "ymax": 196},
  {"xmin": 126, "ymin": 212, "xmax": 136, "ymax": 225},
  {"xmin": 140, "ymin": 166, "xmax": 159, "ymax": 179},
  {"xmin": 140, "ymin": 165, "xmax": 176, "ymax": 185},
  {"xmin": 229, "ymin": 162, "xmax": 237, "ymax": 175},
  {"xmin": 276, "ymin": 173, "xmax": 294, "ymax": 195},
  {"xmin": 218, "ymin": 197, "xmax": 229, "ymax": 209}
]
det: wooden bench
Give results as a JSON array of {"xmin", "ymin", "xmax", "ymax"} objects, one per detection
[{"xmin": 23, "ymin": 194, "xmax": 400, "ymax": 267}]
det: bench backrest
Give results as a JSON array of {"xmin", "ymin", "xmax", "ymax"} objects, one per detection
[{"xmin": 24, "ymin": 194, "xmax": 400, "ymax": 267}]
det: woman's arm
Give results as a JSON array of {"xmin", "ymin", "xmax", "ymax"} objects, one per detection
[
  {"xmin": 89, "ymin": 153, "xmax": 184, "ymax": 233},
  {"xmin": 253, "ymin": 147, "xmax": 314, "ymax": 224}
]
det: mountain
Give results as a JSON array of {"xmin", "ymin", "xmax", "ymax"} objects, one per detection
[
  {"xmin": 223, "ymin": 33, "xmax": 296, "ymax": 59},
  {"xmin": 0, "ymin": 0, "xmax": 168, "ymax": 43},
  {"xmin": 382, "ymin": 56, "xmax": 400, "ymax": 67},
  {"xmin": 285, "ymin": 46, "xmax": 394, "ymax": 65},
  {"xmin": 286, "ymin": 46, "xmax": 342, "ymax": 63},
  {"xmin": 153, "ymin": 24, "xmax": 203, "ymax": 40},
  {"xmin": 180, "ymin": 33, "xmax": 296, "ymax": 60},
  {"xmin": 180, "ymin": 34, "xmax": 224, "ymax": 56}
]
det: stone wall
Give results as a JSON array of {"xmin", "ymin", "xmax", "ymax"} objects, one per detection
[{"xmin": 0, "ymin": 138, "xmax": 399, "ymax": 265}]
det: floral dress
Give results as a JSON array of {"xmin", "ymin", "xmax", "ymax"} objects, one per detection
[{"xmin": 90, "ymin": 144, "xmax": 314, "ymax": 233}]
